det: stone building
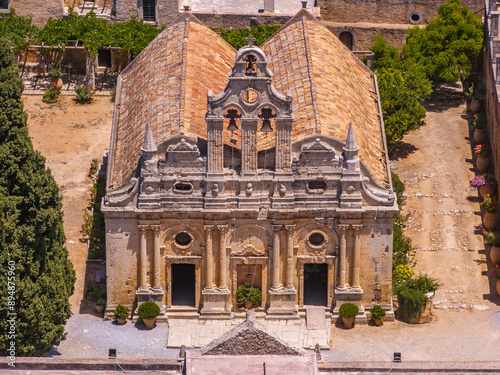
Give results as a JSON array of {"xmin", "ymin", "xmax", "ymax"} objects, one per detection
[
  {"xmin": 103, "ymin": 9, "xmax": 398, "ymax": 325},
  {"xmin": 3, "ymin": 0, "xmax": 64, "ymax": 26}
]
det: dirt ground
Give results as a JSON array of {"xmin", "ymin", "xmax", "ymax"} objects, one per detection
[{"xmin": 23, "ymin": 95, "xmax": 114, "ymax": 309}]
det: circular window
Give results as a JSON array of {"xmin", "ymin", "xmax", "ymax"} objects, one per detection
[
  {"xmin": 409, "ymin": 11, "xmax": 422, "ymax": 25},
  {"xmin": 175, "ymin": 232, "xmax": 192, "ymax": 246},
  {"xmin": 243, "ymin": 88, "xmax": 259, "ymax": 104},
  {"xmin": 309, "ymin": 232, "xmax": 325, "ymax": 246}
]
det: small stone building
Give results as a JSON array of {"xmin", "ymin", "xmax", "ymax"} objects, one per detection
[{"xmin": 103, "ymin": 9, "xmax": 398, "ymax": 325}]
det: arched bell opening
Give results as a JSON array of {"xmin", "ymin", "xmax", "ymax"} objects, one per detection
[
  {"xmin": 257, "ymin": 107, "xmax": 276, "ymax": 171},
  {"xmin": 223, "ymin": 107, "xmax": 242, "ymax": 173}
]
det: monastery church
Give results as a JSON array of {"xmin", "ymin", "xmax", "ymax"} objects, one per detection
[{"xmin": 102, "ymin": 8, "xmax": 398, "ymax": 343}]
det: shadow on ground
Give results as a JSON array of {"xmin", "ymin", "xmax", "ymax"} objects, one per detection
[{"xmin": 423, "ymin": 82, "xmax": 465, "ymax": 113}]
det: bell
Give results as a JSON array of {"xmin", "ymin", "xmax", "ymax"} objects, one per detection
[
  {"xmin": 227, "ymin": 118, "xmax": 238, "ymax": 131},
  {"xmin": 230, "ymin": 132, "xmax": 238, "ymax": 144},
  {"xmin": 260, "ymin": 119, "xmax": 273, "ymax": 133}
]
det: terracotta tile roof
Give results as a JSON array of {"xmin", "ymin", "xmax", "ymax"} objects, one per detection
[
  {"xmin": 108, "ymin": 10, "xmax": 388, "ymax": 189},
  {"xmin": 108, "ymin": 13, "xmax": 236, "ymax": 188},
  {"xmin": 261, "ymin": 10, "xmax": 388, "ymax": 186}
]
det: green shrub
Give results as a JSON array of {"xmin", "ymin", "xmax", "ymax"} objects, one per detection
[
  {"xmin": 396, "ymin": 275, "xmax": 439, "ymax": 322},
  {"xmin": 48, "ymin": 62, "xmax": 63, "ymax": 80},
  {"xmin": 370, "ymin": 305, "xmax": 386, "ymax": 320},
  {"xmin": 75, "ymin": 85, "xmax": 96, "ymax": 103},
  {"xmin": 236, "ymin": 283, "xmax": 262, "ymax": 304},
  {"xmin": 113, "ymin": 304, "xmax": 129, "ymax": 320},
  {"xmin": 43, "ymin": 84, "xmax": 59, "ymax": 102},
  {"xmin": 393, "ymin": 264, "xmax": 415, "ymax": 285},
  {"xmin": 95, "ymin": 298, "xmax": 105, "ymax": 306},
  {"xmin": 137, "ymin": 301, "xmax": 160, "ymax": 319},
  {"xmin": 339, "ymin": 303, "xmax": 359, "ymax": 318},
  {"xmin": 85, "ymin": 282, "xmax": 106, "ymax": 302}
]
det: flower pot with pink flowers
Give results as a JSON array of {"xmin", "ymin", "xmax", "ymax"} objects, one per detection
[
  {"xmin": 470, "ymin": 175, "xmax": 496, "ymax": 197},
  {"xmin": 475, "ymin": 144, "xmax": 490, "ymax": 173}
]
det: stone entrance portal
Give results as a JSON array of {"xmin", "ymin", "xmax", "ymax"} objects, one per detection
[
  {"xmin": 172, "ymin": 264, "xmax": 196, "ymax": 306},
  {"xmin": 303, "ymin": 263, "xmax": 327, "ymax": 306}
]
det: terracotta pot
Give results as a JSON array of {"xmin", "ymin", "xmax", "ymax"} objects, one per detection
[
  {"xmin": 244, "ymin": 300, "xmax": 253, "ymax": 309},
  {"xmin": 476, "ymin": 156, "xmax": 489, "ymax": 173},
  {"xmin": 51, "ymin": 78, "xmax": 63, "ymax": 94},
  {"xmin": 94, "ymin": 304, "xmax": 104, "ymax": 313},
  {"xmin": 142, "ymin": 317, "xmax": 156, "ymax": 329},
  {"xmin": 341, "ymin": 316, "xmax": 355, "ymax": 328},
  {"xmin": 374, "ymin": 318, "xmax": 384, "ymax": 326},
  {"xmin": 471, "ymin": 98, "xmax": 482, "ymax": 112},
  {"xmin": 490, "ymin": 246, "xmax": 500, "ymax": 265},
  {"xmin": 474, "ymin": 128, "xmax": 487, "ymax": 144},
  {"xmin": 497, "ymin": 280, "xmax": 500, "ymax": 296},
  {"xmin": 117, "ymin": 318, "xmax": 126, "ymax": 325},
  {"xmin": 480, "ymin": 183, "xmax": 495, "ymax": 198},
  {"xmin": 484, "ymin": 212, "xmax": 498, "ymax": 231}
]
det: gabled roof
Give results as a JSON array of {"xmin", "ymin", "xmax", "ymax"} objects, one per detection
[
  {"xmin": 108, "ymin": 10, "xmax": 389, "ymax": 189},
  {"xmin": 261, "ymin": 9, "xmax": 387, "ymax": 186},
  {"xmin": 108, "ymin": 12, "xmax": 236, "ymax": 189}
]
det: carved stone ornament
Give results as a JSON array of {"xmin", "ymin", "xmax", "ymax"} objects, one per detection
[
  {"xmin": 232, "ymin": 244, "xmax": 265, "ymax": 256},
  {"xmin": 347, "ymin": 185, "xmax": 356, "ymax": 194},
  {"xmin": 145, "ymin": 186, "xmax": 155, "ymax": 195},
  {"xmin": 246, "ymin": 182, "xmax": 253, "ymax": 197},
  {"xmin": 212, "ymin": 183, "xmax": 220, "ymax": 197}
]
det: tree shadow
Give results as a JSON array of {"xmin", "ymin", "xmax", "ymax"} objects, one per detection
[
  {"xmin": 423, "ymin": 82, "xmax": 465, "ymax": 113},
  {"xmin": 390, "ymin": 141, "xmax": 419, "ymax": 161}
]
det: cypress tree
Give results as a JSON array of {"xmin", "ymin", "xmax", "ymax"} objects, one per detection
[{"xmin": 0, "ymin": 37, "xmax": 75, "ymax": 356}]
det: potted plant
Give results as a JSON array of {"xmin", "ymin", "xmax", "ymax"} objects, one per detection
[
  {"xmin": 470, "ymin": 175, "xmax": 496, "ymax": 198},
  {"xmin": 493, "ymin": 265, "xmax": 500, "ymax": 296},
  {"xmin": 481, "ymin": 194, "xmax": 498, "ymax": 230},
  {"xmin": 396, "ymin": 275, "xmax": 439, "ymax": 324},
  {"xmin": 94, "ymin": 298, "xmax": 105, "ymax": 313},
  {"xmin": 48, "ymin": 62, "xmax": 63, "ymax": 94},
  {"xmin": 75, "ymin": 85, "xmax": 97, "ymax": 104},
  {"xmin": 42, "ymin": 84, "xmax": 59, "ymax": 103},
  {"xmin": 472, "ymin": 112, "xmax": 487, "ymax": 144},
  {"xmin": 338, "ymin": 303, "xmax": 359, "ymax": 328},
  {"xmin": 236, "ymin": 283, "xmax": 262, "ymax": 309},
  {"xmin": 474, "ymin": 144, "xmax": 490, "ymax": 173},
  {"xmin": 370, "ymin": 305, "xmax": 386, "ymax": 326},
  {"xmin": 483, "ymin": 230, "xmax": 500, "ymax": 265},
  {"xmin": 137, "ymin": 301, "xmax": 160, "ymax": 329},
  {"xmin": 113, "ymin": 304, "xmax": 129, "ymax": 324}
]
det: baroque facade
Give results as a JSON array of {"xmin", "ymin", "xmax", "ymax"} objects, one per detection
[{"xmin": 103, "ymin": 10, "xmax": 398, "ymax": 324}]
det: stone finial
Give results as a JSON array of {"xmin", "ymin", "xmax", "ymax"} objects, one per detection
[
  {"xmin": 301, "ymin": 1, "xmax": 308, "ymax": 9},
  {"xmin": 246, "ymin": 34, "xmax": 256, "ymax": 47},
  {"xmin": 344, "ymin": 122, "xmax": 359, "ymax": 152},
  {"xmin": 246, "ymin": 310, "xmax": 256, "ymax": 324},
  {"xmin": 142, "ymin": 123, "xmax": 157, "ymax": 152}
]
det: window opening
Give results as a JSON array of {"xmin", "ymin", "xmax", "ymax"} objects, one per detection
[
  {"xmin": 309, "ymin": 232, "xmax": 325, "ymax": 246},
  {"xmin": 175, "ymin": 232, "xmax": 192, "ymax": 246},
  {"xmin": 143, "ymin": 0, "xmax": 156, "ymax": 21},
  {"xmin": 308, "ymin": 180, "xmax": 326, "ymax": 191},
  {"xmin": 174, "ymin": 182, "xmax": 192, "ymax": 192}
]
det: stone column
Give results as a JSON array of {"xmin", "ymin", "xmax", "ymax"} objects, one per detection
[
  {"xmin": 352, "ymin": 225, "xmax": 362, "ymax": 290},
  {"xmin": 218, "ymin": 225, "xmax": 228, "ymax": 291},
  {"xmin": 138, "ymin": 225, "xmax": 148, "ymax": 290},
  {"xmin": 275, "ymin": 119, "xmax": 292, "ymax": 172},
  {"xmin": 337, "ymin": 225, "xmax": 348, "ymax": 290},
  {"xmin": 204, "ymin": 225, "xmax": 215, "ymax": 290},
  {"xmin": 207, "ymin": 119, "xmax": 224, "ymax": 174},
  {"xmin": 272, "ymin": 224, "xmax": 281, "ymax": 290},
  {"xmin": 241, "ymin": 119, "xmax": 258, "ymax": 174},
  {"xmin": 285, "ymin": 224, "xmax": 295, "ymax": 290},
  {"xmin": 152, "ymin": 225, "xmax": 162, "ymax": 290}
]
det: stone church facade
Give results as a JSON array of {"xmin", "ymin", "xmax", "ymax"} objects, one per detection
[{"xmin": 103, "ymin": 10, "xmax": 398, "ymax": 324}]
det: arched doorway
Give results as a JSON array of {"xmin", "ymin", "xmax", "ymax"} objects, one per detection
[{"xmin": 339, "ymin": 31, "xmax": 354, "ymax": 51}]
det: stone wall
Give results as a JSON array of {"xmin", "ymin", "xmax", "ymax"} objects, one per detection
[
  {"xmin": 318, "ymin": 0, "xmax": 483, "ymax": 25},
  {"xmin": 11, "ymin": 0, "xmax": 64, "ymax": 26},
  {"xmin": 115, "ymin": 0, "xmax": 179, "ymax": 25},
  {"xmin": 484, "ymin": 1, "xmax": 500, "ymax": 193}
]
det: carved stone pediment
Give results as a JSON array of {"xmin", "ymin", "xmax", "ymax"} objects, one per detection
[
  {"xmin": 299, "ymin": 138, "xmax": 337, "ymax": 166},
  {"xmin": 165, "ymin": 138, "xmax": 205, "ymax": 167},
  {"xmin": 232, "ymin": 244, "xmax": 265, "ymax": 256}
]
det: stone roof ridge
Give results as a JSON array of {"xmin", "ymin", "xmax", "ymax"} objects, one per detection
[
  {"xmin": 141, "ymin": 123, "xmax": 157, "ymax": 152},
  {"xmin": 344, "ymin": 122, "xmax": 359, "ymax": 152},
  {"xmin": 261, "ymin": 8, "xmax": 319, "ymax": 50},
  {"xmin": 200, "ymin": 311, "xmax": 305, "ymax": 356}
]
